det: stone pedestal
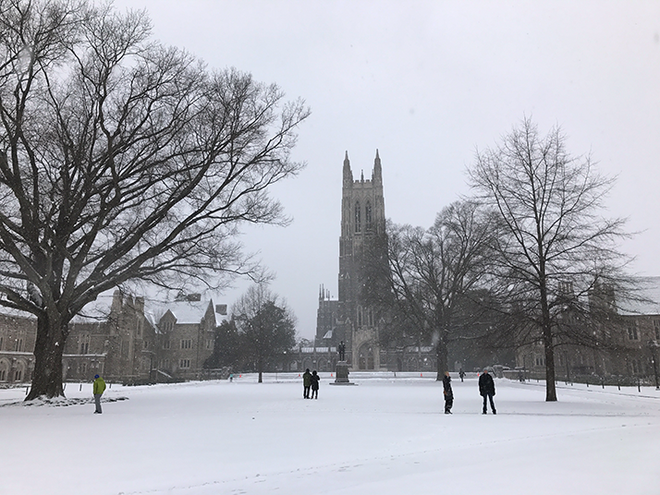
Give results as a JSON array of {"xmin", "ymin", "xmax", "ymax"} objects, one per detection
[{"xmin": 332, "ymin": 361, "xmax": 353, "ymax": 385}]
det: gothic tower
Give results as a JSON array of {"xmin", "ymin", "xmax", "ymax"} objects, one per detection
[{"xmin": 336, "ymin": 150, "xmax": 386, "ymax": 370}]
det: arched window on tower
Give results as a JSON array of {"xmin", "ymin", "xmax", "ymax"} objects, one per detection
[
  {"xmin": 355, "ymin": 201, "xmax": 361, "ymax": 233},
  {"xmin": 365, "ymin": 201, "xmax": 372, "ymax": 230}
]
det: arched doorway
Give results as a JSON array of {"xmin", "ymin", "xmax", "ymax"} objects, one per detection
[{"xmin": 358, "ymin": 343, "xmax": 375, "ymax": 370}]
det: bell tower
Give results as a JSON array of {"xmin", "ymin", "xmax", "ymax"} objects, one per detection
[{"xmin": 337, "ymin": 150, "xmax": 386, "ymax": 370}]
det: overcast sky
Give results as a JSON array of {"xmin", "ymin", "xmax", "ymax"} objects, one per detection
[{"xmin": 113, "ymin": 0, "xmax": 660, "ymax": 339}]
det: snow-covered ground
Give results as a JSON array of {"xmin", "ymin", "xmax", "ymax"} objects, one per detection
[{"xmin": 1, "ymin": 373, "xmax": 659, "ymax": 495}]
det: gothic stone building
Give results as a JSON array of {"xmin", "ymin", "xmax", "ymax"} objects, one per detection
[
  {"xmin": 313, "ymin": 151, "xmax": 437, "ymax": 372},
  {"xmin": 515, "ymin": 279, "xmax": 660, "ymax": 384},
  {"xmin": 0, "ymin": 290, "xmax": 218, "ymax": 386},
  {"xmin": 312, "ymin": 151, "xmax": 387, "ymax": 370}
]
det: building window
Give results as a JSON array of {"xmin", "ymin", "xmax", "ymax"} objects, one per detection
[
  {"xmin": 654, "ymin": 320, "xmax": 660, "ymax": 341},
  {"xmin": 0, "ymin": 368, "xmax": 5, "ymax": 381},
  {"xmin": 180, "ymin": 359, "xmax": 191, "ymax": 369},
  {"xmin": 355, "ymin": 201, "xmax": 361, "ymax": 233},
  {"xmin": 0, "ymin": 336, "xmax": 3, "ymax": 350},
  {"xmin": 535, "ymin": 355, "xmax": 545, "ymax": 366},
  {"xmin": 206, "ymin": 339, "xmax": 213, "ymax": 350},
  {"xmin": 181, "ymin": 339, "xmax": 192, "ymax": 350},
  {"xmin": 143, "ymin": 340, "xmax": 149, "ymax": 349},
  {"xmin": 365, "ymin": 201, "xmax": 372, "ymax": 230},
  {"xmin": 14, "ymin": 369, "xmax": 22, "ymax": 381},
  {"xmin": 161, "ymin": 320, "xmax": 173, "ymax": 332},
  {"xmin": 14, "ymin": 338, "xmax": 23, "ymax": 352},
  {"xmin": 627, "ymin": 325, "xmax": 639, "ymax": 341},
  {"xmin": 163, "ymin": 340, "xmax": 171, "ymax": 350},
  {"xmin": 80, "ymin": 334, "xmax": 90, "ymax": 354}
]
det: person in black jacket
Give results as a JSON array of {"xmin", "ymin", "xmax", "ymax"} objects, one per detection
[
  {"xmin": 302, "ymin": 369, "xmax": 312, "ymax": 399},
  {"xmin": 442, "ymin": 371, "xmax": 453, "ymax": 414},
  {"xmin": 310, "ymin": 370, "xmax": 320, "ymax": 399},
  {"xmin": 478, "ymin": 369, "xmax": 496, "ymax": 414}
]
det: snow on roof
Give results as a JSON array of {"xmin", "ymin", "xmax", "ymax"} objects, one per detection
[
  {"xmin": 618, "ymin": 276, "xmax": 660, "ymax": 315},
  {"xmin": 145, "ymin": 299, "xmax": 213, "ymax": 325}
]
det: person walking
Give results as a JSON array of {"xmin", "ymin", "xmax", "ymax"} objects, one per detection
[
  {"xmin": 442, "ymin": 371, "xmax": 453, "ymax": 414},
  {"xmin": 459, "ymin": 368, "xmax": 465, "ymax": 382},
  {"xmin": 310, "ymin": 370, "xmax": 320, "ymax": 399},
  {"xmin": 93, "ymin": 374, "xmax": 106, "ymax": 414},
  {"xmin": 302, "ymin": 368, "xmax": 312, "ymax": 399},
  {"xmin": 478, "ymin": 369, "xmax": 496, "ymax": 414}
]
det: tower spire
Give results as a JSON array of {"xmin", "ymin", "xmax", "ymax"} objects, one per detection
[
  {"xmin": 373, "ymin": 148, "xmax": 382, "ymax": 184},
  {"xmin": 343, "ymin": 150, "xmax": 353, "ymax": 186}
]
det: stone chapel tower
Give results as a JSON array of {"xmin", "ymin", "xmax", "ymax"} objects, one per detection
[{"xmin": 336, "ymin": 150, "xmax": 387, "ymax": 370}]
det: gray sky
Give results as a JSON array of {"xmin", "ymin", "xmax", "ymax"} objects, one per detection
[{"xmin": 114, "ymin": 0, "xmax": 660, "ymax": 339}]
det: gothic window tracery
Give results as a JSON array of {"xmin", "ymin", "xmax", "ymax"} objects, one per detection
[
  {"xmin": 365, "ymin": 201, "xmax": 372, "ymax": 230},
  {"xmin": 355, "ymin": 201, "xmax": 361, "ymax": 232}
]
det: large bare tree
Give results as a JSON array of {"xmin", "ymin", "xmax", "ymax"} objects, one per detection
[
  {"xmin": 469, "ymin": 118, "xmax": 635, "ymax": 401},
  {"xmin": 363, "ymin": 200, "xmax": 495, "ymax": 379},
  {"xmin": 0, "ymin": 0, "xmax": 309, "ymax": 399}
]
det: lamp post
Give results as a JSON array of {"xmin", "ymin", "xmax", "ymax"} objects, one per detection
[{"xmin": 649, "ymin": 340, "xmax": 659, "ymax": 390}]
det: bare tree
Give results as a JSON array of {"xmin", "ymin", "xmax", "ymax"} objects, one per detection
[
  {"xmin": 232, "ymin": 284, "xmax": 296, "ymax": 383},
  {"xmin": 0, "ymin": 1, "xmax": 309, "ymax": 399},
  {"xmin": 363, "ymin": 200, "xmax": 495, "ymax": 379},
  {"xmin": 469, "ymin": 118, "xmax": 636, "ymax": 401}
]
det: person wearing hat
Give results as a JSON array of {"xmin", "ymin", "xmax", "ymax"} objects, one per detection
[
  {"xmin": 93, "ymin": 374, "xmax": 106, "ymax": 414},
  {"xmin": 478, "ymin": 369, "xmax": 496, "ymax": 414}
]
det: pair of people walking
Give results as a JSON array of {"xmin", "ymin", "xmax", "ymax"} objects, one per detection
[
  {"xmin": 441, "ymin": 369, "xmax": 497, "ymax": 415},
  {"xmin": 302, "ymin": 368, "xmax": 320, "ymax": 399}
]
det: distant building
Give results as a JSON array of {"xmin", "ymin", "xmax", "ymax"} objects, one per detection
[
  {"xmin": 515, "ymin": 278, "xmax": 660, "ymax": 384},
  {"xmin": 313, "ymin": 151, "xmax": 388, "ymax": 370},
  {"xmin": 313, "ymin": 151, "xmax": 437, "ymax": 372},
  {"xmin": 0, "ymin": 290, "xmax": 219, "ymax": 386}
]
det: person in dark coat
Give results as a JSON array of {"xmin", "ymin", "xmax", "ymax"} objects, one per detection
[
  {"xmin": 310, "ymin": 370, "xmax": 320, "ymax": 399},
  {"xmin": 442, "ymin": 371, "xmax": 453, "ymax": 414},
  {"xmin": 478, "ymin": 369, "xmax": 496, "ymax": 414},
  {"xmin": 302, "ymin": 369, "xmax": 312, "ymax": 398},
  {"xmin": 458, "ymin": 368, "xmax": 465, "ymax": 382}
]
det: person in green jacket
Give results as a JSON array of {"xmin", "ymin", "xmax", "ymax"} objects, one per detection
[{"xmin": 93, "ymin": 374, "xmax": 106, "ymax": 414}]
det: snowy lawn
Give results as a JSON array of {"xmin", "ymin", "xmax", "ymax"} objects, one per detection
[{"xmin": 1, "ymin": 373, "xmax": 659, "ymax": 495}]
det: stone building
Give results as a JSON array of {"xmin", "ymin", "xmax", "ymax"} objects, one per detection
[
  {"xmin": 147, "ymin": 296, "xmax": 217, "ymax": 381},
  {"xmin": 314, "ymin": 150, "xmax": 388, "ymax": 370},
  {"xmin": 515, "ymin": 278, "xmax": 660, "ymax": 385},
  {"xmin": 0, "ymin": 290, "xmax": 218, "ymax": 386},
  {"xmin": 0, "ymin": 311, "xmax": 37, "ymax": 385},
  {"xmin": 313, "ymin": 151, "xmax": 439, "ymax": 372}
]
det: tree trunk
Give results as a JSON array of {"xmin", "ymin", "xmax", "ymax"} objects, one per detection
[
  {"xmin": 539, "ymin": 274, "xmax": 557, "ymax": 401},
  {"xmin": 435, "ymin": 341, "xmax": 448, "ymax": 381},
  {"xmin": 543, "ymin": 330, "xmax": 557, "ymax": 401},
  {"xmin": 26, "ymin": 316, "xmax": 67, "ymax": 400}
]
